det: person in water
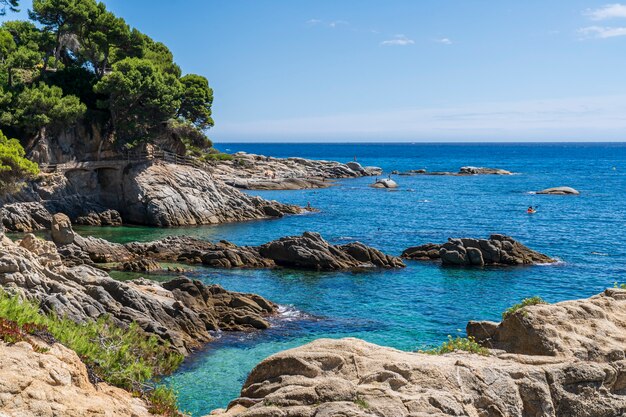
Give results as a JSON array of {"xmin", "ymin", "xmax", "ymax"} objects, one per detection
[{"xmin": 527, "ymin": 206, "xmax": 536, "ymax": 213}]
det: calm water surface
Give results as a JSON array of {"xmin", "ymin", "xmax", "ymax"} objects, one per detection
[{"xmin": 79, "ymin": 143, "xmax": 626, "ymax": 415}]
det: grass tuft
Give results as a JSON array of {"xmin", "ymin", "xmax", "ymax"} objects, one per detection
[
  {"xmin": 502, "ymin": 296, "xmax": 546, "ymax": 320},
  {"xmin": 422, "ymin": 335, "xmax": 489, "ymax": 356}
]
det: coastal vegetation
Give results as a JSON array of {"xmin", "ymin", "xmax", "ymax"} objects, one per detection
[
  {"xmin": 0, "ymin": 128, "xmax": 38, "ymax": 193},
  {"xmin": 502, "ymin": 296, "xmax": 547, "ymax": 319},
  {"xmin": 423, "ymin": 335, "xmax": 489, "ymax": 356},
  {"xmin": 0, "ymin": 290, "xmax": 183, "ymax": 415},
  {"xmin": 0, "ymin": 0, "xmax": 214, "ymax": 155}
]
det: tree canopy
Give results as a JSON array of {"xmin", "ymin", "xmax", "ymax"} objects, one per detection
[{"xmin": 0, "ymin": 0, "xmax": 214, "ymax": 152}]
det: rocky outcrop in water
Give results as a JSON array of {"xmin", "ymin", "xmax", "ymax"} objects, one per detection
[
  {"xmin": 215, "ymin": 153, "xmax": 382, "ymax": 190},
  {"xmin": 212, "ymin": 289, "xmax": 626, "ymax": 417},
  {"xmin": 0, "ymin": 161, "xmax": 304, "ymax": 230},
  {"xmin": 370, "ymin": 178, "xmax": 398, "ymax": 189},
  {"xmin": 0, "ymin": 340, "xmax": 153, "ymax": 417},
  {"xmin": 0, "ymin": 231, "xmax": 277, "ymax": 355},
  {"xmin": 395, "ymin": 166, "xmax": 513, "ymax": 176},
  {"xmin": 402, "ymin": 234, "xmax": 554, "ymax": 266},
  {"xmin": 536, "ymin": 186, "xmax": 580, "ymax": 195},
  {"xmin": 123, "ymin": 232, "xmax": 405, "ymax": 271}
]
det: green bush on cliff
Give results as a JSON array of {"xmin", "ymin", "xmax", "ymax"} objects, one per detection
[
  {"xmin": 0, "ymin": 128, "xmax": 38, "ymax": 194},
  {"xmin": 0, "ymin": 291, "xmax": 184, "ymax": 415},
  {"xmin": 502, "ymin": 296, "xmax": 546, "ymax": 320},
  {"xmin": 615, "ymin": 282, "xmax": 626, "ymax": 289}
]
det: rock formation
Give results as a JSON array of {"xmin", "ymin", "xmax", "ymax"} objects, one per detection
[
  {"xmin": 394, "ymin": 166, "xmax": 513, "ymax": 176},
  {"xmin": 369, "ymin": 178, "xmax": 398, "ymax": 189},
  {"xmin": 257, "ymin": 232, "xmax": 405, "ymax": 270},
  {"xmin": 402, "ymin": 234, "xmax": 554, "ymax": 266},
  {"xmin": 121, "ymin": 232, "xmax": 404, "ymax": 271},
  {"xmin": 0, "ymin": 340, "xmax": 153, "ymax": 417},
  {"xmin": 536, "ymin": 186, "xmax": 580, "ymax": 195},
  {"xmin": 211, "ymin": 289, "xmax": 626, "ymax": 417},
  {"xmin": 1, "ymin": 231, "xmax": 277, "ymax": 355},
  {"xmin": 215, "ymin": 153, "xmax": 382, "ymax": 190},
  {"xmin": 0, "ymin": 161, "xmax": 304, "ymax": 230},
  {"xmin": 467, "ymin": 287, "xmax": 626, "ymax": 360}
]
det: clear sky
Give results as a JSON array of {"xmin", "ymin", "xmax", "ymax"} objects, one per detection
[{"xmin": 6, "ymin": 1, "xmax": 626, "ymax": 142}]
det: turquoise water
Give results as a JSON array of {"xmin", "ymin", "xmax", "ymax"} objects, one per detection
[{"xmin": 82, "ymin": 143, "xmax": 626, "ymax": 416}]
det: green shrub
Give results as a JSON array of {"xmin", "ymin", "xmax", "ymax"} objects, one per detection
[
  {"xmin": 203, "ymin": 152, "xmax": 233, "ymax": 161},
  {"xmin": 502, "ymin": 296, "xmax": 546, "ymax": 320},
  {"xmin": 423, "ymin": 335, "xmax": 489, "ymax": 356},
  {"xmin": 614, "ymin": 282, "xmax": 626, "ymax": 289},
  {"xmin": 148, "ymin": 385, "xmax": 182, "ymax": 417},
  {"xmin": 0, "ymin": 291, "xmax": 184, "ymax": 414}
]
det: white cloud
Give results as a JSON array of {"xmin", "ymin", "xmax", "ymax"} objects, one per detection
[
  {"xmin": 380, "ymin": 34, "xmax": 415, "ymax": 46},
  {"xmin": 329, "ymin": 20, "xmax": 349, "ymax": 28},
  {"xmin": 214, "ymin": 95, "xmax": 626, "ymax": 142},
  {"xmin": 307, "ymin": 19, "xmax": 322, "ymax": 25},
  {"xmin": 585, "ymin": 3, "xmax": 626, "ymax": 20},
  {"xmin": 436, "ymin": 37, "xmax": 452, "ymax": 45},
  {"xmin": 579, "ymin": 25, "xmax": 626, "ymax": 38}
]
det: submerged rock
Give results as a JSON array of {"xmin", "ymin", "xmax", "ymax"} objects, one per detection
[
  {"xmin": 213, "ymin": 289, "xmax": 626, "ymax": 417},
  {"xmin": 536, "ymin": 186, "xmax": 580, "ymax": 195},
  {"xmin": 402, "ymin": 234, "xmax": 554, "ymax": 266}
]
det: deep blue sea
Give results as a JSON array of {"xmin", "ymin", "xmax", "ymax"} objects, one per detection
[{"xmin": 81, "ymin": 143, "xmax": 626, "ymax": 415}]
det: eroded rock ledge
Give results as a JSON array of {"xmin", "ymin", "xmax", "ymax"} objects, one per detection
[
  {"xmin": 402, "ymin": 234, "xmax": 555, "ymax": 266},
  {"xmin": 49, "ymin": 215, "xmax": 404, "ymax": 271},
  {"xmin": 1, "ymin": 231, "xmax": 277, "ymax": 355},
  {"xmin": 212, "ymin": 289, "xmax": 626, "ymax": 417}
]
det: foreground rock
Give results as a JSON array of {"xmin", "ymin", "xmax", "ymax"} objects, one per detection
[
  {"xmin": 124, "ymin": 232, "xmax": 405, "ymax": 271},
  {"xmin": 536, "ymin": 186, "xmax": 580, "ymax": 195},
  {"xmin": 402, "ymin": 234, "xmax": 555, "ymax": 266},
  {"xmin": 215, "ymin": 153, "xmax": 382, "ymax": 190},
  {"xmin": 468, "ymin": 287, "xmax": 626, "ymax": 360},
  {"xmin": 0, "ymin": 340, "xmax": 152, "ymax": 417},
  {"xmin": 1, "ymin": 161, "xmax": 304, "ymax": 230},
  {"xmin": 1, "ymin": 232, "xmax": 277, "ymax": 355},
  {"xmin": 213, "ymin": 289, "xmax": 626, "ymax": 417}
]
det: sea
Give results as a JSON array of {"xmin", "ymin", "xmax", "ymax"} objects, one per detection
[{"xmin": 77, "ymin": 142, "xmax": 626, "ymax": 416}]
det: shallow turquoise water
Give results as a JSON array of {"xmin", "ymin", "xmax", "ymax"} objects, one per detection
[{"xmin": 81, "ymin": 143, "xmax": 626, "ymax": 416}]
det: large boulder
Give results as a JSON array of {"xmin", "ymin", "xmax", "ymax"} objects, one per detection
[
  {"xmin": 50, "ymin": 213, "xmax": 75, "ymax": 246},
  {"xmin": 468, "ymin": 288, "xmax": 626, "ymax": 360},
  {"xmin": 402, "ymin": 234, "xmax": 554, "ymax": 266},
  {"xmin": 370, "ymin": 179, "xmax": 398, "ymax": 189},
  {"xmin": 536, "ymin": 186, "xmax": 580, "ymax": 195}
]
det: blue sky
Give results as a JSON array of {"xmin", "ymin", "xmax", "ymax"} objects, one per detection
[{"xmin": 6, "ymin": 1, "xmax": 626, "ymax": 142}]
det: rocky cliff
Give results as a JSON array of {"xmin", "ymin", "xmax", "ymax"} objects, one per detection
[
  {"xmin": 1, "ymin": 160, "xmax": 303, "ymax": 230},
  {"xmin": 211, "ymin": 289, "xmax": 626, "ymax": 417}
]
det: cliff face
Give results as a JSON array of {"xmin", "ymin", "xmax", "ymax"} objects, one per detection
[
  {"xmin": 212, "ymin": 290, "xmax": 626, "ymax": 417},
  {"xmin": 1, "ymin": 161, "xmax": 302, "ymax": 230}
]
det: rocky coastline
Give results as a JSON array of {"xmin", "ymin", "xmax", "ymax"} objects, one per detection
[
  {"xmin": 215, "ymin": 153, "xmax": 382, "ymax": 190},
  {"xmin": 211, "ymin": 288, "xmax": 626, "ymax": 417}
]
